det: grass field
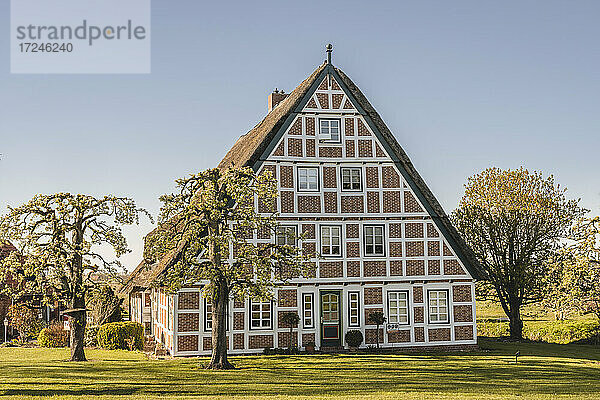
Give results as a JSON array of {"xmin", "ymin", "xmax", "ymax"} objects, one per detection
[{"xmin": 0, "ymin": 338, "xmax": 599, "ymax": 400}]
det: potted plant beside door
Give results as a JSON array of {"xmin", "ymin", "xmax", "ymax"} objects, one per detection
[{"xmin": 345, "ymin": 330, "xmax": 363, "ymax": 352}]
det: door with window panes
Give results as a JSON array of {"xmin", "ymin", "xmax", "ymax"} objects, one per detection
[{"xmin": 320, "ymin": 290, "xmax": 341, "ymax": 347}]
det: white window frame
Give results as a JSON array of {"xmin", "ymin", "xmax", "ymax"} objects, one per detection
[
  {"xmin": 428, "ymin": 290, "xmax": 449, "ymax": 324},
  {"xmin": 303, "ymin": 293, "xmax": 314, "ymax": 328},
  {"xmin": 320, "ymin": 225, "xmax": 342, "ymax": 257},
  {"xmin": 319, "ymin": 118, "xmax": 341, "ymax": 142},
  {"xmin": 250, "ymin": 300, "xmax": 272, "ymax": 330},
  {"xmin": 276, "ymin": 225, "xmax": 297, "ymax": 247},
  {"xmin": 348, "ymin": 292, "xmax": 360, "ymax": 327},
  {"xmin": 204, "ymin": 298, "xmax": 228, "ymax": 332},
  {"xmin": 341, "ymin": 167, "xmax": 362, "ymax": 191},
  {"xmin": 387, "ymin": 291, "xmax": 409, "ymax": 325},
  {"xmin": 364, "ymin": 225, "xmax": 385, "ymax": 256},
  {"xmin": 297, "ymin": 167, "xmax": 319, "ymax": 192}
]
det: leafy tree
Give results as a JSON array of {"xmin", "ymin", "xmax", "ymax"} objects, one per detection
[
  {"xmin": 367, "ymin": 311, "xmax": 386, "ymax": 349},
  {"xmin": 452, "ymin": 168, "xmax": 584, "ymax": 340},
  {"xmin": 7, "ymin": 303, "xmax": 43, "ymax": 342},
  {"xmin": 87, "ymin": 285, "xmax": 123, "ymax": 326},
  {"xmin": 560, "ymin": 216, "xmax": 600, "ymax": 320},
  {"xmin": 280, "ymin": 311, "xmax": 300, "ymax": 350},
  {"xmin": 0, "ymin": 194, "xmax": 148, "ymax": 361},
  {"xmin": 144, "ymin": 168, "xmax": 308, "ymax": 369}
]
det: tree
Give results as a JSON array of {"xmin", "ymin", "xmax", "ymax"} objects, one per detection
[
  {"xmin": 0, "ymin": 194, "xmax": 148, "ymax": 361},
  {"xmin": 367, "ymin": 311, "xmax": 386, "ymax": 349},
  {"xmin": 144, "ymin": 168, "xmax": 308, "ymax": 369},
  {"xmin": 87, "ymin": 285, "xmax": 123, "ymax": 326},
  {"xmin": 452, "ymin": 168, "xmax": 584, "ymax": 340},
  {"xmin": 7, "ymin": 303, "xmax": 43, "ymax": 342},
  {"xmin": 280, "ymin": 311, "xmax": 300, "ymax": 350},
  {"xmin": 561, "ymin": 216, "xmax": 600, "ymax": 320}
]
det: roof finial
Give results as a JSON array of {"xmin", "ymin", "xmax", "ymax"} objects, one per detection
[{"xmin": 326, "ymin": 44, "xmax": 333, "ymax": 64}]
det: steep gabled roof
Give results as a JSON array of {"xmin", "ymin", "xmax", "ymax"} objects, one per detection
[
  {"xmin": 125, "ymin": 60, "xmax": 485, "ymax": 289},
  {"xmin": 224, "ymin": 62, "xmax": 483, "ymax": 279}
]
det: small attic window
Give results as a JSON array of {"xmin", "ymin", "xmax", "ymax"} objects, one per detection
[{"xmin": 319, "ymin": 119, "xmax": 340, "ymax": 142}]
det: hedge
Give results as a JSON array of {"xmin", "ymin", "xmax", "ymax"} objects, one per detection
[
  {"xmin": 97, "ymin": 321, "xmax": 144, "ymax": 350},
  {"xmin": 38, "ymin": 324, "xmax": 69, "ymax": 348},
  {"xmin": 477, "ymin": 318, "xmax": 600, "ymax": 344}
]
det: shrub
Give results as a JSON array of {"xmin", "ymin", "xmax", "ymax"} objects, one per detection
[
  {"xmin": 7, "ymin": 303, "xmax": 44, "ymax": 341},
  {"xmin": 477, "ymin": 318, "xmax": 600, "ymax": 344},
  {"xmin": 85, "ymin": 325, "xmax": 99, "ymax": 347},
  {"xmin": 97, "ymin": 321, "xmax": 144, "ymax": 350},
  {"xmin": 38, "ymin": 323, "xmax": 69, "ymax": 348},
  {"xmin": 345, "ymin": 330, "xmax": 363, "ymax": 348}
]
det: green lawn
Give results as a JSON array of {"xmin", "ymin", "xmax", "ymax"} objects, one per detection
[{"xmin": 0, "ymin": 339, "xmax": 599, "ymax": 399}]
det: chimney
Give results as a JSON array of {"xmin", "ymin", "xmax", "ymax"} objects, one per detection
[{"xmin": 268, "ymin": 88, "xmax": 289, "ymax": 112}]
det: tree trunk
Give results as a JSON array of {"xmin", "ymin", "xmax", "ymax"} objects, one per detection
[
  {"xmin": 208, "ymin": 279, "xmax": 234, "ymax": 370},
  {"xmin": 508, "ymin": 305, "xmax": 524, "ymax": 341},
  {"xmin": 289, "ymin": 326, "xmax": 293, "ymax": 350},
  {"xmin": 70, "ymin": 295, "xmax": 87, "ymax": 362},
  {"xmin": 376, "ymin": 324, "xmax": 380, "ymax": 349}
]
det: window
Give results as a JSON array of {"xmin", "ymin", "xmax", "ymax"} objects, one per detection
[
  {"xmin": 388, "ymin": 291, "xmax": 409, "ymax": 324},
  {"xmin": 321, "ymin": 226, "xmax": 342, "ymax": 256},
  {"xmin": 428, "ymin": 290, "xmax": 449, "ymax": 323},
  {"xmin": 348, "ymin": 292, "xmax": 360, "ymax": 327},
  {"xmin": 298, "ymin": 167, "xmax": 319, "ymax": 191},
  {"xmin": 303, "ymin": 293, "xmax": 314, "ymax": 328},
  {"xmin": 204, "ymin": 299, "xmax": 213, "ymax": 331},
  {"xmin": 319, "ymin": 118, "xmax": 341, "ymax": 142},
  {"xmin": 250, "ymin": 300, "xmax": 272, "ymax": 329},
  {"xmin": 341, "ymin": 168, "xmax": 362, "ymax": 191},
  {"xmin": 364, "ymin": 225, "xmax": 385, "ymax": 256},
  {"xmin": 276, "ymin": 226, "xmax": 297, "ymax": 246},
  {"xmin": 205, "ymin": 299, "xmax": 229, "ymax": 331}
]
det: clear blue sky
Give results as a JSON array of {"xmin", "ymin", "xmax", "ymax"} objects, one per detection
[{"xmin": 1, "ymin": 0, "xmax": 598, "ymax": 271}]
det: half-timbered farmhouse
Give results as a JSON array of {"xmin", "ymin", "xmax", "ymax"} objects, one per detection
[{"xmin": 124, "ymin": 48, "xmax": 483, "ymax": 356}]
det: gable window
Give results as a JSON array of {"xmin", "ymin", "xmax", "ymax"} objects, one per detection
[
  {"xmin": 428, "ymin": 290, "xmax": 449, "ymax": 324},
  {"xmin": 321, "ymin": 226, "xmax": 342, "ymax": 256},
  {"xmin": 348, "ymin": 292, "xmax": 360, "ymax": 327},
  {"xmin": 388, "ymin": 291, "xmax": 409, "ymax": 324},
  {"xmin": 298, "ymin": 167, "xmax": 319, "ymax": 191},
  {"xmin": 250, "ymin": 300, "xmax": 272, "ymax": 329},
  {"xmin": 341, "ymin": 168, "xmax": 362, "ymax": 191},
  {"xmin": 364, "ymin": 225, "xmax": 385, "ymax": 256},
  {"xmin": 276, "ymin": 226, "xmax": 297, "ymax": 246},
  {"xmin": 319, "ymin": 119, "xmax": 341, "ymax": 142},
  {"xmin": 303, "ymin": 293, "xmax": 314, "ymax": 328}
]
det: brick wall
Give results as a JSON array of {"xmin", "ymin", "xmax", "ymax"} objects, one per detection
[
  {"xmin": 366, "ymin": 192, "xmax": 380, "ymax": 213},
  {"xmin": 319, "ymin": 261, "xmax": 343, "ymax": 278},
  {"xmin": 358, "ymin": 140, "xmax": 373, "ymax": 157},
  {"xmin": 347, "ymin": 261, "xmax": 361, "ymax": 277},
  {"xmin": 388, "ymin": 330, "xmax": 411, "ymax": 343},
  {"xmin": 444, "ymin": 260, "xmax": 466, "ymax": 275},
  {"xmin": 404, "ymin": 192, "xmax": 423, "ymax": 213},
  {"xmin": 406, "ymin": 260, "xmax": 425, "ymax": 276},
  {"xmin": 233, "ymin": 312, "xmax": 244, "ymax": 330},
  {"xmin": 454, "ymin": 305, "xmax": 473, "ymax": 322},
  {"xmin": 454, "ymin": 325, "xmax": 474, "ymax": 341},
  {"xmin": 414, "ymin": 327, "xmax": 425, "ymax": 342},
  {"xmin": 178, "ymin": 292, "xmax": 199, "ymax": 310},
  {"xmin": 413, "ymin": 286, "xmax": 423, "ymax": 303},
  {"xmin": 278, "ymin": 331, "xmax": 298, "ymax": 347},
  {"xmin": 278, "ymin": 289, "xmax": 297, "ymax": 307},
  {"xmin": 177, "ymin": 312, "xmax": 199, "ymax": 332},
  {"xmin": 383, "ymin": 192, "xmax": 402, "ymax": 213},
  {"xmin": 324, "ymin": 192, "xmax": 338, "ymax": 213},
  {"xmin": 288, "ymin": 138, "xmax": 303, "ymax": 157},
  {"xmin": 428, "ymin": 328, "xmax": 451, "ymax": 342},
  {"xmin": 177, "ymin": 335, "xmax": 198, "ymax": 352},
  {"xmin": 382, "ymin": 166, "xmax": 400, "ymax": 188},
  {"xmin": 249, "ymin": 334, "xmax": 274, "ymax": 349},
  {"xmin": 346, "ymin": 242, "xmax": 360, "ymax": 258},
  {"xmin": 453, "ymin": 285, "xmax": 472, "ymax": 302},
  {"xmin": 319, "ymin": 147, "xmax": 342, "ymax": 158},
  {"xmin": 413, "ymin": 306, "xmax": 424, "ymax": 323},
  {"xmin": 341, "ymin": 196, "xmax": 364, "ymax": 213},
  {"xmin": 364, "ymin": 261, "xmax": 386, "ymax": 277},
  {"xmin": 365, "ymin": 328, "xmax": 384, "ymax": 344},
  {"xmin": 233, "ymin": 333, "xmax": 245, "ymax": 349},
  {"xmin": 366, "ymin": 167, "xmax": 379, "ymax": 188},
  {"xmin": 280, "ymin": 166, "xmax": 293, "ymax": 188},
  {"xmin": 297, "ymin": 196, "xmax": 321, "ymax": 213},
  {"xmin": 364, "ymin": 287, "xmax": 383, "ymax": 305}
]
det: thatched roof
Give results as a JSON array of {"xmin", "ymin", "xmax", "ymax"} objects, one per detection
[{"xmin": 123, "ymin": 59, "xmax": 484, "ymax": 291}]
